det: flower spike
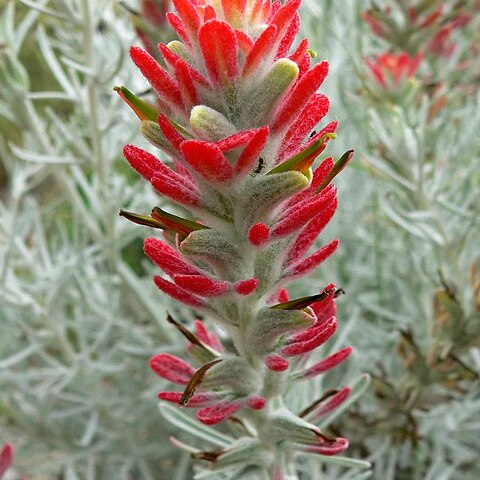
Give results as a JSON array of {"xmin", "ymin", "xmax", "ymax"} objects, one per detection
[{"xmin": 119, "ymin": 0, "xmax": 357, "ymax": 472}]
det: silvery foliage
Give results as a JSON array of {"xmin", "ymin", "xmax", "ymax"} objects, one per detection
[
  {"xmin": 0, "ymin": 1, "xmax": 371, "ymax": 479},
  {"xmin": 303, "ymin": 0, "xmax": 480, "ymax": 479},
  {"xmin": 0, "ymin": 0, "xmax": 190, "ymax": 478}
]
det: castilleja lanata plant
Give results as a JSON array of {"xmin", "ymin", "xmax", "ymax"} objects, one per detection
[{"xmin": 117, "ymin": 0, "xmax": 356, "ymax": 475}]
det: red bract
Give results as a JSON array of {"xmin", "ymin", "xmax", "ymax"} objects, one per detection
[
  {"xmin": 194, "ymin": 319, "xmax": 224, "ymax": 353},
  {"xmin": 310, "ymin": 387, "xmax": 351, "ymax": 420},
  {"xmin": 301, "ymin": 437, "xmax": 349, "ymax": 456},
  {"xmin": 296, "ymin": 347, "xmax": 353, "ymax": 379},
  {"xmin": 130, "ymin": 46, "xmax": 183, "ymax": 112},
  {"xmin": 157, "ymin": 113, "xmax": 186, "ymax": 152},
  {"xmin": 123, "ymin": 144, "xmax": 164, "ymax": 181},
  {"xmin": 181, "ymin": 140, "xmax": 234, "ymax": 184},
  {"xmin": 159, "ymin": 43, "xmax": 209, "ymax": 86},
  {"xmin": 197, "ymin": 401, "xmax": 243, "ymax": 425},
  {"xmin": 150, "ymin": 353, "xmax": 196, "ymax": 385},
  {"xmin": 124, "ymin": 145, "xmax": 203, "ymax": 207},
  {"xmin": 286, "ymin": 197, "xmax": 338, "ymax": 264},
  {"xmin": 282, "ymin": 317, "xmax": 337, "ymax": 357},
  {"xmin": 265, "ymin": 355, "xmax": 290, "ymax": 372},
  {"xmin": 243, "ymin": 25, "xmax": 278, "ymax": 77},
  {"xmin": 199, "ymin": 20, "xmax": 239, "ymax": 86},
  {"xmin": 158, "ymin": 391, "xmax": 226, "ymax": 407},
  {"xmin": 276, "ymin": 11, "xmax": 300, "ymax": 59},
  {"xmin": 153, "ymin": 275, "xmax": 206, "ymax": 307},
  {"xmin": 285, "ymin": 239, "xmax": 339, "ymax": 279},
  {"xmin": 366, "ymin": 52, "xmax": 422, "ymax": 88},
  {"xmin": 362, "ymin": 3, "xmax": 474, "ymax": 59},
  {"xmin": 272, "ymin": 61, "xmax": 329, "ymax": 132},
  {"xmin": 216, "ymin": 129, "xmax": 256, "ymax": 151},
  {"xmin": 272, "ymin": 185, "xmax": 337, "ymax": 238},
  {"xmin": 172, "ymin": 0, "xmax": 201, "ymax": 42},
  {"xmin": 280, "ymin": 94, "xmax": 330, "ymax": 162},
  {"xmin": 248, "ymin": 223, "xmax": 270, "ymax": 247},
  {"xmin": 0, "ymin": 444, "xmax": 13, "ymax": 479},
  {"xmin": 311, "ymin": 287, "xmax": 337, "ymax": 324},
  {"xmin": 234, "ymin": 278, "xmax": 259, "ymax": 295},
  {"xmin": 151, "ymin": 174, "xmax": 202, "ymax": 207},
  {"xmin": 173, "ymin": 274, "xmax": 230, "ymax": 296},
  {"xmin": 285, "ymin": 157, "xmax": 334, "ymax": 208},
  {"xmin": 247, "ymin": 396, "xmax": 267, "ymax": 410},
  {"xmin": 234, "ymin": 126, "xmax": 270, "ymax": 177},
  {"xmin": 144, "ymin": 238, "xmax": 201, "ymax": 277}
]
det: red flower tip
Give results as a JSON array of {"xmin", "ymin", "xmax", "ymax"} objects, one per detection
[
  {"xmin": 0, "ymin": 443, "xmax": 14, "ymax": 477},
  {"xmin": 129, "ymin": 45, "xmax": 183, "ymax": 110},
  {"xmin": 304, "ymin": 436, "xmax": 349, "ymax": 456},
  {"xmin": 234, "ymin": 278, "xmax": 259, "ymax": 295},
  {"xmin": 158, "ymin": 390, "xmax": 225, "ymax": 407},
  {"xmin": 285, "ymin": 239, "xmax": 339, "ymax": 279},
  {"xmin": 150, "ymin": 353, "xmax": 196, "ymax": 385},
  {"xmin": 273, "ymin": 186, "xmax": 337, "ymax": 239},
  {"xmin": 198, "ymin": 19, "xmax": 239, "ymax": 87},
  {"xmin": 144, "ymin": 237, "xmax": 201, "ymax": 277},
  {"xmin": 123, "ymin": 144, "xmax": 163, "ymax": 181},
  {"xmin": 181, "ymin": 140, "xmax": 233, "ymax": 184},
  {"xmin": 265, "ymin": 354, "xmax": 290, "ymax": 372},
  {"xmin": 216, "ymin": 129, "xmax": 257, "ymax": 152},
  {"xmin": 311, "ymin": 387, "xmax": 351, "ymax": 419},
  {"xmin": 366, "ymin": 52, "xmax": 422, "ymax": 87},
  {"xmin": 267, "ymin": 288, "xmax": 290, "ymax": 305},
  {"xmin": 194, "ymin": 320, "xmax": 224, "ymax": 353},
  {"xmin": 151, "ymin": 175, "xmax": 202, "ymax": 208},
  {"xmin": 173, "ymin": 274, "xmax": 230, "ymax": 297},
  {"xmin": 243, "ymin": 25, "xmax": 278, "ymax": 77},
  {"xmin": 196, "ymin": 401, "xmax": 242, "ymax": 425},
  {"xmin": 278, "ymin": 288, "xmax": 290, "ymax": 303},
  {"xmin": 204, "ymin": 5, "xmax": 217, "ymax": 21},
  {"xmin": 172, "ymin": 0, "xmax": 201, "ymax": 38},
  {"xmin": 248, "ymin": 223, "xmax": 270, "ymax": 247},
  {"xmin": 282, "ymin": 317, "xmax": 337, "ymax": 357},
  {"xmin": 247, "ymin": 396, "xmax": 267, "ymax": 410},
  {"xmin": 157, "ymin": 391, "xmax": 183, "ymax": 403},
  {"xmin": 310, "ymin": 284, "xmax": 337, "ymax": 323},
  {"xmin": 272, "ymin": 60, "xmax": 329, "ymax": 133},
  {"xmin": 234, "ymin": 126, "xmax": 270, "ymax": 178},
  {"xmin": 286, "ymin": 197, "xmax": 338, "ymax": 264},
  {"xmin": 157, "ymin": 113, "xmax": 186, "ymax": 153},
  {"xmin": 297, "ymin": 347, "xmax": 353, "ymax": 379},
  {"xmin": 153, "ymin": 275, "xmax": 206, "ymax": 307}
]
